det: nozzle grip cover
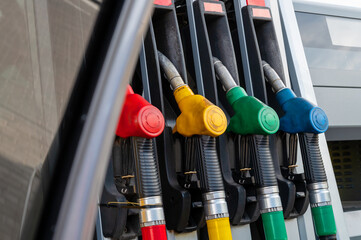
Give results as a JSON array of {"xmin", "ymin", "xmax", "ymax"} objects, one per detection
[
  {"xmin": 227, "ymin": 87, "xmax": 279, "ymax": 135},
  {"xmin": 116, "ymin": 85, "xmax": 165, "ymax": 138},
  {"xmin": 173, "ymin": 86, "xmax": 227, "ymax": 137},
  {"xmin": 276, "ymin": 89, "xmax": 328, "ymax": 134}
]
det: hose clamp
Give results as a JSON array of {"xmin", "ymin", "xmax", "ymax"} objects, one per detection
[
  {"xmin": 257, "ymin": 186, "xmax": 283, "ymax": 213},
  {"xmin": 139, "ymin": 196, "xmax": 166, "ymax": 227},
  {"xmin": 308, "ymin": 182, "xmax": 331, "ymax": 207},
  {"xmin": 203, "ymin": 191, "xmax": 229, "ymax": 220}
]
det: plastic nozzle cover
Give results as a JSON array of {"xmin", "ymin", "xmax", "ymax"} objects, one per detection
[
  {"xmin": 173, "ymin": 85, "xmax": 227, "ymax": 137},
  {"xmin": 311, "ymin": 205, "xmax": 337, "ymax": 237},
  {"xmin": 227, "ymin": 87, "xmax": 279, "ymax": 135},
  {"xmin": 141, "ymin": 225, "xmax": 168, "ymax": 240},
  {"xmin": 116, "ymin": 85, "xmax": 165, "ymax": 138},
  {"xmin": 276, "ymin": 89, "xmax": 328, "ymax": 134},
  {"xmin": 261, "ymin": 211, "xmax": 287, "ymax": 240},
  {"xmin": 262, "ymin": 61, "xmax": 328, "ymax": 134},
  {"xmin": 206, "ymin": 218, "xmax": 232, "ymax": 240},
  {"xmin": 157, "ymin": 53, "xmax": 227, "ymax": 137},
  {"xmin": 212, "ymin": 58, "xmax": 279, "ymax": 135}
]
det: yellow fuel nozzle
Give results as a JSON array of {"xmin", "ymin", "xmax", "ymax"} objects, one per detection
[
  {"xmin": 157, "ymin": 51, "xmax": 227, "ymax": 138},
  {"xmin": 173, "ymin": 85, "xmax": 227, "ymax": 137}
]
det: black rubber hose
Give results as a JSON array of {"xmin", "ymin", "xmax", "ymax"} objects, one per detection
[
  {"xmin": 299, "ymin": 133, "xmax": 327, "ymax": 184},
  {"xmin": 250, "ymin": 135, "xmax": 278, "ymax": 187},
  {"xmin": 197, "ymin": 136, "xmax": 225, "ymax": 192},
  {"xmin": 132, "ymin": 137, "xmax": 162, "ymax": 198}
]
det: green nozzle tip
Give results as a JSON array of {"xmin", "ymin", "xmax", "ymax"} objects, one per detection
[
  {"xmin": 311, "ymin": 205, "xmax": 337, "ymax": 236},
  {"xmin": 262, "ymin": 211, "xmax": 287, "ymax": 240}
]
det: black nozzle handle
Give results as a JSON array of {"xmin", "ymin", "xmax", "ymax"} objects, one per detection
[
  {"xmin": 158, "ymin": 51, "xmax": 185, "ymax": 90},
  {"xmin": 197, "ymin": 136, "xmax": 225, "ymax": 192},
  {"xmin": 250, "ymin": 135, "xmax": 278, "ymax": 187},
  {"xmin": 132, "ymin": 137, "xmax": 163, "ymax": 198},
  {"xmin": 298, "ymin": 133, "xmax": 327, "ymax": 184}
]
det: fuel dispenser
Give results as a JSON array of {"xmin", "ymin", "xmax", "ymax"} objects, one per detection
[
  {"xmin": 262, "ymin": 62, "xmax": 337, "ymax": 239},
  {"xmin": 99, "ymin": 0, "xmax": 337, "ymax": 239},
  {"xmin": 224, "ymin": 0, "xmax": 336, "ymax": 238}
]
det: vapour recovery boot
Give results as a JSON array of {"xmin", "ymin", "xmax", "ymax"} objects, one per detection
[
  {"xmin": 158, "ymin": 51, "xmax": 232, "ymax": 240},
  {"xmin": 213, "ymin": 58, "xmax": 287, "ymax": 240},
  {"xmin": 116, "ymin": 85, "xmax": 168, "ymax": 240},
  {"xmin": 263, "ymin": 61, "xmax": 337, "ymax": 238}
]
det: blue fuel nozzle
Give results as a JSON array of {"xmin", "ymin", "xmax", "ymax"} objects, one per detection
[{"xmin": 262, "ymin": 61, "xmax": 328, "ymax": 134}]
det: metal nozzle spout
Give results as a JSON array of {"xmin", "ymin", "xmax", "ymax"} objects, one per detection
[
  {"xmin": 157, "ymin": 51, "xmax": 185, "ymax": 90},
  {"xmin": 262, "ymin": 61, "xmax": 286, "ymax": 93},
  {"xmin": 212, "ymin": 57, "xmax": 237, "ymax": 92}
]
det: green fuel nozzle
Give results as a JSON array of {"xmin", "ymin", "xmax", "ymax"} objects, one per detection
[
  {"xmin": 213, "ymin": 58, "xmax": 287, "ymax": 240},
  {"xmin": 213, "ymin": 58, "xmax": 279, "ymax": 135}
]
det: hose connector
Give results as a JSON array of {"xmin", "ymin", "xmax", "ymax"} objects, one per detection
[
  {"xmin": 139, "ymin": 196, "xmax": 167, "ymax": 240},
  {"xmin": 257, "ymin": 186, "xmax": 283, "ymax": 214},
  {"xmin": 139, "ymin": 196, "xmax": 166, "ymax": 227},
  {"xmin": 202, "ymin": 191, "xmax": 229, "ymax": 220},
  {"xmin": 257, "ymin": 186, "xmax": 287, "ymax": 240},
  {"xmin": 203, "ymin": 191, "xmax": 232, "ymax": 240}
]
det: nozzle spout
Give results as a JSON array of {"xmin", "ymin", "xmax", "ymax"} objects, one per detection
[
  {"xmin": 262, "ymin": 61, "xmax": 286, "ymax": 93},
  {"xmin": 213, "ymin": 57, "xmax": 237, "ymax": 92},
  {"xmin": 157, "ymin": 51, "xmax": 185, "ymax": 90}
]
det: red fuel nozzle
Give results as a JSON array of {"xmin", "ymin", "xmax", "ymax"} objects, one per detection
[{"xmin": 116, "ymin": 85, "xmax": 165, "ymax": 138}]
